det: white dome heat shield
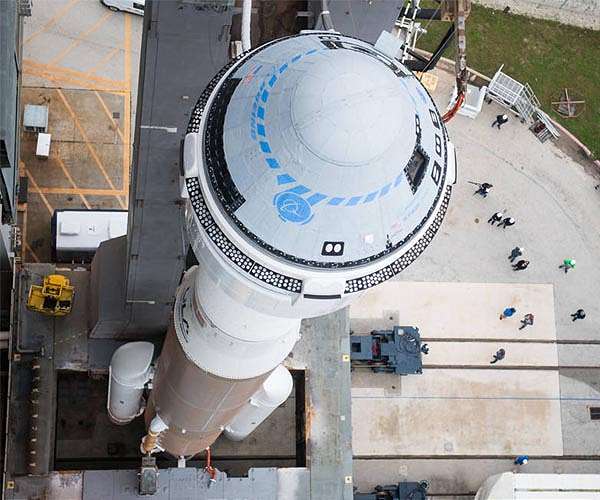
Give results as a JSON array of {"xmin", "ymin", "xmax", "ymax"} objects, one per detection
[{"xmin": 183, "ymin": 33, "xmax": 456, "ymax": 295}]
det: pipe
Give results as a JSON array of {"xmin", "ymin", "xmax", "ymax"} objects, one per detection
[
  {"xmin": 241, "ymin": 0, "xmax": 252, "ymax": 51},
  {"xmin": 320, "ymin": 0, "xmax": 335, "ymax": 31}
]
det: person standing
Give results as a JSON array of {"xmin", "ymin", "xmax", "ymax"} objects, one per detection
[
  {"xmin": 571, "ymin": 309, "xmax": 586, "ymax": 321},
  {"xmin": 512, "ymin": 259, "xmax": 530, "ymax": 271},
  {"xmin": 488, "ymin": 211, "xmax": 503, "ymax": 225},
  {"xmin": 500, "ymin": 307, "xmax": 517, "ymax": 320},
  {"xmin": 490, "ymin": 348, "xmax": 506, "ymax": 364},
  {"xmin": 491, "ymin": 114, "xmax": 509, "ymax": 129},
  {"xmin": 514, "ymin": 455, "xmax": 529, "ymax": 465},
  {"xmin": 498, "ymin": 216, "xmax": 515, "ymax": 228},
  {"xmin": 508, "ymin": 247, "xmax": 524, "ymax": 262},
  {"xmin": 559, "ymin": 258, "xmax": 576, "ymax": 273},
  {"xmin": 519, "ymin": 313, "xmax": 534, "ymax": 330}
]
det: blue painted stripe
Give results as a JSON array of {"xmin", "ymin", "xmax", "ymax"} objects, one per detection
[
  {"xmin": 327, "ymin": 197, "xmax": 345, "ymax": 206},
  {"xmin": 261, "ymin": 90, "xmax": 269, "ymax": 103},
  {"xmin": 266, "ymin": 158, "xmax": 280, "ymax": 169},
  {"xmin": 291, "ymin": 54, "xmax": 302, "ymax": 63},
  {"xmin": 394, "ymin": 174, "xmax": 403, "ymax": 187},
  {"xmin": 259, "ymin": 141, "xmax": 271, "ymax": 153},
  {"xmin": 253, "ymin": 64, "xmax": 263, "ymax": 75},
  {"xmin": 268, "ymin": 75, "xmax": 277, "ymax": 87},
  {"xmin": 279, "ymin": 63, "xmax": 288, "ymax": 74},
  {"xmin": 286, "ymin": 185, "xmax": 310, "ymax": 195},
  {"xmin": 257, "ymin": 107, "xmax": 265, "ymax": 120},
  {"xmin": 277, "ymin": 174, "xmax": 296, "ymax": 185},
  {"xmin": 347, "ymin": 196, "xmax": 362, "ymax": 206},
  {"xmin": 257, "ymin": 124, "xmax": 266, "ymax": 137},
  {"xmin": 363, "ymin": 191, "xmax": 378, "ymax": 203},
  {"xmin": 305, "ymin": 48, "xmax": 318, "ymax": 55},
  {"xmin": 306, "ymin": 193, "xmax": 327, "ymax": 206},
  {"xmin": 379, "ymin": 183, "xmax": 392, "ymax": 197}
]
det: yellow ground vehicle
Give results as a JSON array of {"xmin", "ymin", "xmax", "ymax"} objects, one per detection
[{"xmin": 26, "ymin": 274, "xmax": 74, "ymax": 317}]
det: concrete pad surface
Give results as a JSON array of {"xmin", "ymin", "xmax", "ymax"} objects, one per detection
[
  {"xmin": 353, "ymin": 368, "xmax": 560, "ymax": 398},
  {"xmin": 352, "ymin": 369, "xmax": 563, "ymax": 456},
  {"xmin": 353, "ymin": 459, "xmax": 600, "ymax": 495},
  {"xmin": 423, "ymin": 341, "xmax": 558, "ymax": 367},
  {"xmin": 350, "ymin": 282, "xmax": 556, "ymax": 341}
]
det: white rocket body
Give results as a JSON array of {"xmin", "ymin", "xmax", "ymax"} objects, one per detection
[{"xmin": 112, "ymin": 32, "xmax": 455, "ymax": 457}]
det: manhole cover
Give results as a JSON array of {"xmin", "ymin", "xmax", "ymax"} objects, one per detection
[{"xmin": 112, "ymin": 112, "xmax": 120, "ymax": 119}]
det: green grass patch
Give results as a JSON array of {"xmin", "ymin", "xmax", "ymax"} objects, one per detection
[{"xmin": 414, "ymin": 4, "xmax": 600, "ymax": 158}]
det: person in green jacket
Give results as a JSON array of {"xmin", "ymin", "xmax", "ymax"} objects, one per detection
[{"xmin": 559, "ymin": 258, "xmax": 576, "ymax": 273}]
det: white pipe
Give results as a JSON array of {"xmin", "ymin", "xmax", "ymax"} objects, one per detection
[{"xmin": 241, "ymin": 0, "xmax": 252, "ymax": 51}]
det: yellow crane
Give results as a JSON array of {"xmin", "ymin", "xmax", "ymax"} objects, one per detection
[{"xmin": 26, "ymin": 274, "xmax": 74, "ymax": 317}]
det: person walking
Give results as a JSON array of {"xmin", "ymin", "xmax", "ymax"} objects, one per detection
[
  {"xmin": 512, "ymin": 259, "xmax": 530, "ymax": 271},
  {"xmin": 571, "ymin": 309, "xmax": 586, "ymax": 321},
  {"xmin": 519, "ymin": 313, "xmax": 534, "ymax": 330},
  {"xmin": 498, "ymin": 216, "xmax": 515, "ymax": 228},
  {"xmin": 514, "ymin": 455, "xmax": 529, "ymax": 465},
  {"xmin": 476, "ymin": 182, "xmax": 493, "ymax": 198},
  {"xmin": 559, "ymin": 258, "xmax": 576, "ymax": 273},
  {"xmin": 500, "ymin": 307, "xmax": 516, "ymax": 320},
  {"xmin": 488, "ymin": 211, "xmax": 503, "ymax": 225},
  {"xmin": 491, "ymin": 114, "xmax": 509, "ymax": 129},
  {"xmin": 508, "ymin": 247, "xmax": 524, "ymax": 263},
  {"xmin": 490, "ymin": 348, "xmax": 506, "ymax": 364}
]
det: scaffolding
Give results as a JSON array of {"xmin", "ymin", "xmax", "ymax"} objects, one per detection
[{"xmin": 485, "ymin": 65, "xmax": 541, "ymax": 123}]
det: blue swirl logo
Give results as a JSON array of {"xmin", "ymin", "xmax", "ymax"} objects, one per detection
[{"xmin": 273, "ymin": 191, "xmax": 314, "ymax": 225}]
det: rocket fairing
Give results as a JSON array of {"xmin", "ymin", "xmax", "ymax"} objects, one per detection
[{"xmin": 136, "ymin": 32, "xmax": 455, "ymax": 457}]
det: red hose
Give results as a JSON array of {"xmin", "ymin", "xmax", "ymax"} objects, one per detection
[
  {"xmin": 205, "ymin": 447, "xmax": 216, "ymax": 481},
  {"xmin": 442, "ymin": 92, "xmax": 465, "ymax": 123}
]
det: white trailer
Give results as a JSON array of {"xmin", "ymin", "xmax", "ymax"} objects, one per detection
[{"xmin": 52, "ymin": 209, "xmax": 128, "ymax": 262}]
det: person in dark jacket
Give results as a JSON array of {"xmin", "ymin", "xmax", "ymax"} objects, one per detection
[
  {"xmin": 512, "ymin": 259, "xmax": 530, "ymax": 271},
  {"xmin": 491, "ymin": 114, "xmax": 509, "ymax": 129},
  {"xmin": 508, "ymin": 246, "xmax": 524, "ymax": 262},
  {"xmin": 488, "ymin": 211, "xmax": 503, "ymax": 225},
  {"xmin": 519, "ymin": 313, "xmax": 534, "ymax": 330},
  {"xmin": 490, "ymin": 348, "xmax": 506, "ymax": 364},
  {"xmin": 498, "ymin": 216, "xmax": 515, "ymax": 228}
]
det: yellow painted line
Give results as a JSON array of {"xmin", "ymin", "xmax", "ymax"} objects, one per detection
[
  {"xmin": 32, "ymin": 186, "xmax": 125, "ymax": 196},
  {"xmin": 123, "ymin": 13, "xmax": 132, "ymax": 203},
  {"xmin": 88, "ymin": 46, "xmax": 120, "ymax": 75},
  {"xmin": 25, "ymin": 0, "xmax": 80, "ymax": 45},
  {"xmin": 49, "ymin": 10, "xmax": 114, "ymax": 66},
  {"xmin": 54, "ymin": 156, "xmax": 91, "ymax": 209},
  {"xmin": 55, "ymin": 88, "xmax": 126, "ymax": 209},
  {"xmin": 94, "ymin": 91, "xmax": 125, "ymax": 143},
  {"xmin": 22, "ymin": 68, "xmax": 124, "ymax": 92},
  {"xmin": 124, "ymin": 14, "xmax": 132, "ymax": 89},
  {"xmin": 26, "ymin": 171, "xmax": 54, "ymax": 216},
  {"xmin": 25, "ymin": 243, "xmax": 41, "ymax": 263},
  {"xmin": 24, "ymin": 59, "xmax": 126, "ymax": 87}
]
